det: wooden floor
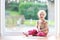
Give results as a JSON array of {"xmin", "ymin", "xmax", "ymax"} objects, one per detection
[
  {"xmin": 0, "ymin": 35, "xmax": 60, "ymax": 40},
  {"xmin": 0, "ymin": 26, "xmax": 59, "ymax": 40}
]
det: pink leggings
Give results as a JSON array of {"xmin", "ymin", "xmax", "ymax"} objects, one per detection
[{"xmin": 28, "ymin": 29, "xmax": 47, "ymax": 36}]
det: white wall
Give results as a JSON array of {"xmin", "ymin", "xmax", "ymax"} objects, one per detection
[
  {"xmin": 0, "ymin": 1, "xmax": 1, "ymax": 35},
  {"xmin": 55, "ymin": 0, "xmax": 59, "ymax": 36},
  {"xmin": 48, "ymin": 0, "xmax": 60, "ymax": 36},
  {"xmin": 0, "ymin": 0, "xmax": 5, "ymax": 36},
  {"xmin": 59, "ymin": 0, "xmax": 60, "ymax": 36}
]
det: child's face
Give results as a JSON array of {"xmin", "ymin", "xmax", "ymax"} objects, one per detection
[{"xmin": 40, "ymin": 12, "xmax": 45, "ymax": 19}]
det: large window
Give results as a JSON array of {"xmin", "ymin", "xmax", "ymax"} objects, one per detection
[{"xmin": 5, "ymin": 0, "xmax": 56, "ymax": 36}]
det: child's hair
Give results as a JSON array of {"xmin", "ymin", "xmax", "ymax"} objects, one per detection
[{"xmin": 37, "ymin": 10, "xmax": 46, "ymax": 18}]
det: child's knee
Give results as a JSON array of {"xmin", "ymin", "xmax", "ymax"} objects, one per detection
[
  {"xmin": 28, "ymin": 29, "xmax": 37, "ymax": 36},
  {"xmin": 37, "ymin": 31, "xmax": 47, "ymax": 36}
]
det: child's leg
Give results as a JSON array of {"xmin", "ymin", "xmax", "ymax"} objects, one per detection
[
  {"xmin": 36, "ymin": 31, "xmax": 47, "ymax": 37},
  {"xmin": 28, "ymin": 29, "xmax": 37, "ymax": 36},
  {"xmin": 23, "ymin": 32, "xmax": 29, "ymax": 37},
  {"xmin": 23, "ymin": 29, "xmax": 37, "ymax": 37}
]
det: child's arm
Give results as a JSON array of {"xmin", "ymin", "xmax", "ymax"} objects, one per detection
[
  {"xmin": 36, "ymin": 21, "xmax": 41, "ymax": 31},
  {"xmin": 44, "ymin": 22, "xmax": 48, "ymax": 29},
  {"xmin": 36, "ymin": 21, "xmax": 39, "ymax": 28}
]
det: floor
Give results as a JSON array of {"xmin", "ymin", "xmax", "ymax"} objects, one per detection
[
  {"xmin": 0, "ymin": 25, "xmax": 59, "ymax": 40},
  {"xmin": 0, "ymin": 35, "xmax": 60, "ymax": 40}
]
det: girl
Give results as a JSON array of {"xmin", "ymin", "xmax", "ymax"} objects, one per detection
[{"xmin": 23, "ymin": 10, "xmax": 49, "ymax": 37}]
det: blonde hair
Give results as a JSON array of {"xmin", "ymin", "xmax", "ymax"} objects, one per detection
[{"xmin": 37, "ymin": 10, "xmax": 46, "ymax": 18}]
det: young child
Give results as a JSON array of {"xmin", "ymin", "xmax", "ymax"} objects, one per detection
[{"xmin": 23, "ymin": 10, "xmax": 49, "ymax": 37}]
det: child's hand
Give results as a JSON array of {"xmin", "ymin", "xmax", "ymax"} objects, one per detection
[{"xmin": 38, "ymin": 29, "xmax": 41, "ymax": 32}]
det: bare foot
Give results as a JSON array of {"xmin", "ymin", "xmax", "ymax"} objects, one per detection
[{"xmin": 23, "ymin": 32, "xmax": 28, "ymax": 37}]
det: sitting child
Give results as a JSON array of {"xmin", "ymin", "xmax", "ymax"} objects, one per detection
[{"xmin": 23, "ymin": 10, "xmax": 49, "ymax": 37}]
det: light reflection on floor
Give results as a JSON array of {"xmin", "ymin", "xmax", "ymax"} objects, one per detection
[{"xmin": 0, "ymin": 35, "xmax": 60, "ymax": 40}]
